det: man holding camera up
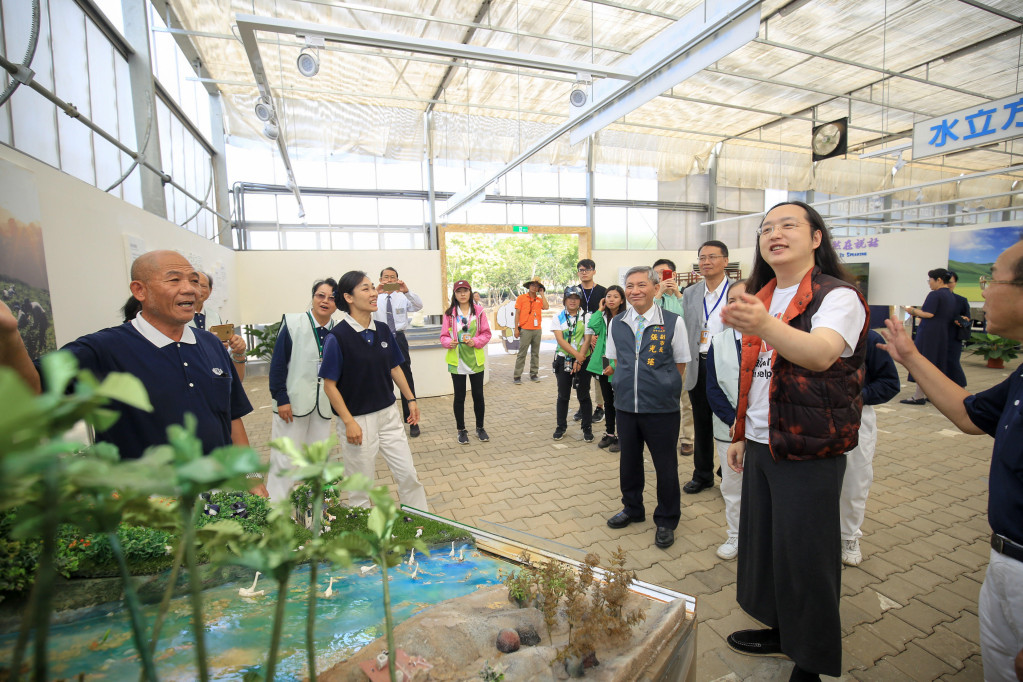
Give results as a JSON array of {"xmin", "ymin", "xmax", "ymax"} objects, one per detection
[
  {"xmin": 374, "ymin": 267, "xmax": 423, "ymax": 437},
  {"xmin": 654, "ymin": 258, "xmax": 695, "ymax": 457}
]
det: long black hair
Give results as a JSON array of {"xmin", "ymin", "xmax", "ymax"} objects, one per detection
[
  {"xmin": 603, "ymin": 284, "xmax": 626, "ymax": 324},
  {"xmin": 334, "ymin": 270, "xmax": 368, "ymax": 312},
  {"xmin": 122, "ymin": 295, "xmax": 142, "ymax": 322},
  {"xmin": 746, "ymin": 201, "xmax": 854, "ymax": 294},
  {"xmin": 447, "ymin": 283, "xmax": 475, "ymax": 318}
]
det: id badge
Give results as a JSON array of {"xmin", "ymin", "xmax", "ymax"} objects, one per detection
[
  {"xmin": 317, "ymin": 360, "xmax": 322, "ymax": 374},
  {"xmin": 533, "ymin": 316, "xmax": 538, "ymax": 327},
  {"xmin": 699, "ymin": 327, "xmax": 709, "ymax": 346}
]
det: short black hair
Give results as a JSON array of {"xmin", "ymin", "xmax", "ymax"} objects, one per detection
[
  {"xmin": 577, "ymin": 258, "xmax": 596, "ymax": 271},
  {"xmin": 699, "ymin": 240, "xmax": 729, "ymax": 259},
  {"xmin": 312, "ymin": 277, "xmax": 337, "ymax": 298},
  {"xmin": 947, "ymin": 270, "xmax": 959, "ymax": 282},
  {"xmin": 380, "ymin": 267, "xmax": 398, "ymax": 278},
  {"xmin": 202, "ymin": 272, "xmax": 214, "ymax": 291},
  {"xmin": 652, "ymin": 258, "xmax": 676, "ymax": 271},
  {"xmin": 928, "ymin": 268, "xmax": 951, "ymax": 284},
  {"xmin": 122, "ymin": 296, "xmax": 141, "ymax": 322},
  {"xmin": 336, "ymin": 271, "xmax": 369, "ymax": 312}
]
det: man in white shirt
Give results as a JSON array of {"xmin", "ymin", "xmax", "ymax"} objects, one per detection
[
  {"xmin": 605, "ymin": 266, "xmax": 691, "ymax": 549},
  {"xmin": 373, "ymin": 267, "xmax": 424, "ymax": 437},
  {"xmin": 681, "ymin": 240, "xmax": 732, "ymax": 494}
]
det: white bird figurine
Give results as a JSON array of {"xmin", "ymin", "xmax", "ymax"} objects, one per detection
[
  {"xmin": 449, "ymin": 542, "xmax": 455, "ymax": 557},
  {"xmin": 361, "ymin": 564, "xmax": 377, "ymax": 575},
  {"xmin": 411, "ymin": 562, "xmax": 419, "ymax": 580},
  {"xmin": 458, "ymin": 548, "xmax": 465, "ymax": 562},
  {"xmin": 415, "ymin": 527, "xmax": 423, "ymax": 538},
  {"xmin": 324, "ymin": 576, "xmax": 335, "ymax": 598},
  {"xmin": 239, "ymin": 572, "xmax": 265, "ymax": 598},
  {"xmin": 408, "ymin": 548, "xmax": 416, "ymax": 565}
]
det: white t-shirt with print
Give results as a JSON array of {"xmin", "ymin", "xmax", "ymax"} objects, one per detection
[
  {"xmin": 745, "ymin": 284, "xmax": 866, "ymax": 444},
  {"xmin": 551, "ymin": 309, "xmax": 591, "ymax": 358}
]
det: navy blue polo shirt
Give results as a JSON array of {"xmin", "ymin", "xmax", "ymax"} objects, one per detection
[
  {"xmin": 54, "ymin": 321, "xmax": 252, "ymax": 459},
  {"xmin": 963, "ymin": 363, "xmax": 1023, "ymax": 546},
  {"xmin": 318, "ymin": 316, "xmax": 405, "ymax": 417}
]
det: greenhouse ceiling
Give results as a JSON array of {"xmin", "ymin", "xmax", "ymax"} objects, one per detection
[{"xmin": 161, "ymin": 0, "xmax": 1023, "ymax": 200}]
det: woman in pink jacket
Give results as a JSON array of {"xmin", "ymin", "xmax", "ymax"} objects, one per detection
[{"xmin": 440, "ymin": 280, "xmax": 493, "ymax": 444}]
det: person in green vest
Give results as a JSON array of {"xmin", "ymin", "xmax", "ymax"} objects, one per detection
[{"xmin": 440, "ymin": 280, "xmax": 493, "ymax": 445}]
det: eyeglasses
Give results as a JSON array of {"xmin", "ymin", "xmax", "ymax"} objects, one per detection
[
  {"xmin": 757, "ymin": 221, "xmax": 807, "ymax": 238},
  {"xmin": 313, "ymin": 292, "xmax": 332, "ymax": 301},
  {"xmin": 979, "ymin": 276, "xmax": 1023, "ymax": 291},
  {"xmin": 577, "ymin": 267, "xmax": 594, "ymax": 273},
  {"xmin": 698, "ymin": 254, "xmax": 726, "ymax": 263}
]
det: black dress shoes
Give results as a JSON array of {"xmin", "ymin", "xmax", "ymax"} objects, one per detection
[
  {"xmin": 726, "ymin": 628, "xmax": 788, "ymax": 658},
  {"xmin": 683, "ymin": 479, "xmax": 712, "ymax": 494},
  {"xmin": 899, "ymin": 398, "xmax": 926, "ymax": 405},
  {"xmin": 654, "ymin": 527, "xmax": 674, "ymax": 548},
  {"xmin": 606, "ymin": 510, "xmax": 644, "ymax": 529}
]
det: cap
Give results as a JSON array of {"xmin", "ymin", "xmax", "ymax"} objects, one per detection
[
  {"xmin": 522, "ymin": 280, "xmax": 542, "ymax": 289},
  {"xmin": 563, "ymin": 286, "xmax": 583, "ymax": 299},
  {"xmin": 452, "ymin": 280, "xmax": 471, "ymax": 291}
]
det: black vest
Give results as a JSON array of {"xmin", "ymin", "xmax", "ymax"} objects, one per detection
[{"xmin": 327, "ymin": 320, "xmax": 398, "ymax": 417}]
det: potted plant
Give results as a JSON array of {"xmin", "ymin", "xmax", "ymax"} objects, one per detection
[{"xmin": 968, "ymin": 332, "xmax": 1020, "ymax": 369}]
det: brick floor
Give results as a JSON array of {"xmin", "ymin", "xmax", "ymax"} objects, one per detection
[{"xmin": 241, "ymin": 344, "xmax": 1006, "ymax": 681}]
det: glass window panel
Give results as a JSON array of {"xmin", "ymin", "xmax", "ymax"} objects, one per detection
[
  {"xmin": 627, "ymin": 208, "xmax": 658, "ymax": 249},
  {"xmin": 51, "ymin": 0, "xmax": 95, "ymax": 184},
  {"xmin": 114, "ymin": 55, "xmax": 141, "ymax": 205},
  {"xmin": 382, "ymin": 232, "xmax": 412, "ymax": 249},
  {"xmin": 627, "ymin": 175, "xmax": 657, "ymax": 201},
  {"xmin": 594, "ymin": 207, "xmax": 627, "ymax": 249},
  {"xmin": 292, "ymin": 156, "xmax": 327, "ymax": 187},
  {"xmin": 86, "ymin": 22, "xmax": 122, "ymax": 192},
  {"xmin": 284, "ymin": 231, "xmax": 318, "ymax": 250},
  {"xmin": 560, "ymin": 205, "xmax": 586, "ymax": 226},
  {"xmin": 431, "ymin": 162, "xmax": 465, "ymax": 192},
  {"xmin": 92, "ymin": 0, "xmax": 123, "ymax": 33},
  {"xmin": 378, "ymin": 198, "xmax": 423, "ymax": 225},
  {"xmin": 464, "ymin": 201, "xmax": 505, "ymax": 224},
  {"xmin": 503, "ymin": 168, "xmax": 522, "ymax": 196},
  {"xmin": 301, "ymin": 196, "xmax": 330, "ymax": 224},
  {"xmin": 351, "ymin": 232, "xmax": 380, "ymax": 249},
  {"xmin": 522, "ymin": 204, "xmax": 559, "ymax": 226},
  {"xmin": 277, "ymin": 194, "xmax": 304, "ymax": 225},
  {"xmin": 150, "ymin": 12, "xmax": 179, "ymax": 101},
  {"xmin": 506, "ymin": 203, "xmax": 523, "ymax": 224},
  {"xmin": 327, "ymin": 156, "xmax": 376, "ymax": 189},
  {"xmin": 330, "ymin": 232, "xmax": 352, "ymax": 249},
  {"xmin": 8, "ymin": 0, "xmax": 58, "ymax": 165},
  {"xmin": 172, "ymin": 120, "xmax": 188, "ymax": 223},
  {"xmin": 226, "ymin": 144, "xmax": 276, "ymax": 184},
  {"xmin": 244, "ymin": 194, "xmax": 278, "ymax": 223},
  {"xmin": 377, "ymin": 159, "xmax": 422, "ymax": 190},
  {"xmin": 156, "ymin": 99, "xmax": 174, "ymax": 217},
  {"xmin": 329, "ymin": 196, "xmax": 376, "ymax": 225},
  {"xmin": 559, "ymin": 169, "xmax": 586, "ymax": 198},
  {"xmin": 594, "ymin": 171, "xmax": 626, "ymax": 200},
  {"xmin": 412, "ymin": 232, "xmax": 425, "ymax": 249},
  {"xmin": 522, "ymin": 168, "xmax": 558, "ymax": 197},
  {"xmin": 248, "ymin": 231, "xmax": 281, "ymax": 250}
]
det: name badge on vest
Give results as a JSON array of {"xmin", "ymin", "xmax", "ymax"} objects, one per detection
[{"xmin": 700, "ymin": 326, "xmax": 710, "ymax": 346}]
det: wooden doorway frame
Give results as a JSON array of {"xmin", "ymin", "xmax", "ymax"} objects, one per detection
[{"xmin": 437, "ymin": 224, "xmax": 592, "ymax": 306}]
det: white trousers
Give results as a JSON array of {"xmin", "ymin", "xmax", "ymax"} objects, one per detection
[
  {"xmin": 715, "ymin": 439, "xmax": 743, "ymax": 538},
  {"xmin": 267, "ymin": 412, "xmax": 333, "ymax": 503},
  {"xmin": 839, "ymin": 405, "xmax": 877, "ymax": 541},
  {"xmin": 979, "ymin": 549, "xmax": 1023, "ymax": 681},
  {"xmin": 337, "ymin": 404, "xmax": 429, "ymax": 512}
]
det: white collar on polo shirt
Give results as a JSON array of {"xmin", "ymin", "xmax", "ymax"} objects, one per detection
[
  {"xmin": 342, "ymin": 311, "xmax": 371, "ymax": 332},
  {"xmin": 132, "ymin": 312, "xmax": 196, "ymax": 348},
  {"xmin": 627, "ymin": 304, "xmax": 663, "ymax": 326}
]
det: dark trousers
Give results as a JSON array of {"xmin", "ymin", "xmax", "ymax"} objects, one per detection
[
  {"xmin": 556, "ymin": 365, "xmax": 592, "ymax": 430},
  {"xmin": 596, "ymin": 373, "xmax": 616, "ymax": 435},
  {"xmin": 451, "ymin": 372, "xmax": 485, "ymax": 430},
  {"xmin": 688, "ymin": 355, "xmax": 714, "ymax": 485},
  {"xmin": 617, "ymin": 409, "xmax": 681, "ymax": 529},
  {"xmin": 395, "ymin": 331, "xmax": 416, "ymax": 422},
  {"xmin": 737, "ymin": 440, "xmax": 846, "ymax": 676}
]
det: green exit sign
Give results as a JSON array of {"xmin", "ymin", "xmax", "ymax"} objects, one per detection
[{"xmin": 512, "ymin": 225, "xmax": 529, "ymax": 233}]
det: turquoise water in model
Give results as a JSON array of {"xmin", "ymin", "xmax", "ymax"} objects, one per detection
[{"xmin": 1, "ymin": 543, "xmax": 507, "ymax": 680}]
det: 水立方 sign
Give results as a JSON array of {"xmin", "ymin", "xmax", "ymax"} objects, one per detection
[{"xmin": 912, "ymin": 92, "xmax": 1023, "ymax": 160}]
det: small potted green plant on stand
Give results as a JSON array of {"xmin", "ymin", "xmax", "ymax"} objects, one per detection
[{"xmin": 968, "ymin": 332, "xmax": 1020, "ymax": 369}]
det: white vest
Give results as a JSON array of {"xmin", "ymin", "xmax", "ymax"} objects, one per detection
[
  {"xmin": 710, "ymin": 329, "xmax": 741, "ymax": 442},
  {"xmin": 273, "ymin": 313, "xmax": 334, "ymax": 419}
]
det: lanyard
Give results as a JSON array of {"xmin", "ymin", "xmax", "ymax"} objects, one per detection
[
  {"xmin": 307, "ymin": 312, "xmax": 328, "ymax": 359},
  {"xmin": 580, "ymin": 286, "xmax": 595, "ymax": 310},
  {"xmin": 703, "ymin": 280, "xmax": 729, "ymax": 324}
]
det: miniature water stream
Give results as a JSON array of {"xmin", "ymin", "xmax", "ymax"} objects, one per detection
[{"xmin": 0, "ymin": 542, "xmax": 510, "ymax": 680}]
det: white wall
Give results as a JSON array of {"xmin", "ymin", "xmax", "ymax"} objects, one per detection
[
  {"xmin": 838, "ymin": 230, "xmax": 950, "ymax": 305},
  {"xmin": 0, "ymin": 145, "xmax": 238, "ymax": 345},
  {"xmin": 236, "ymin": 250, "xmax": 444, "ymax": 322}
]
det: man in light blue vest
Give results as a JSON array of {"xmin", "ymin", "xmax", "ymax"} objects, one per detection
[
  {"xmin": 266, "ymin": 278, "xmax": 338, "ymax": 502},
  {"xmin": 605, "ymin": 266, "xmax": 691, "ymax": 549}
]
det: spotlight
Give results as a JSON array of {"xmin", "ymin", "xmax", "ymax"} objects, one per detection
[
  {"xmin": 263, "ymin": 121, "xmax": 279, "ymax": 141},
  {"xmin": 297, "ymin": 48, "xmax": 319, "ymax": 78},
  {"xmin": 254, "ymin": 97, "xmax": 274, "ymax": 122},
  {"xmin": 569, "ymin": 88, "xmax": 588, "ymax": 108}
]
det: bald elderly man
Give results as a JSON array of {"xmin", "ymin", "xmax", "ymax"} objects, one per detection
[{"xmin": 0, "ymin": 250, "xmax": 266, "ymax": 496}]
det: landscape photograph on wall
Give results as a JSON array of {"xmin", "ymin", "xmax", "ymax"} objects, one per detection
[{"xmin": 948, "ymin": 225, "xmax": 1023, "ymax": 302}]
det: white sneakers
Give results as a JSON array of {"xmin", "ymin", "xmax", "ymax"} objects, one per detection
[
  {"xmin": 717, "ymin": 536, "xmax": 739, "ymax": 560},
  {"xmin": 841, "ymin": 538, "xmax": 863, "ymax": 566}
]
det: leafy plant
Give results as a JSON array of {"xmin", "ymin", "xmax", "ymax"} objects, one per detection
[
  {"xmin": 479, "ymin": 660, "xmax": 506, "ymax": 681},
  {"xmin": 968, "ymin": 332, "xmax": 1020, "ymax": 362},
  {"xmin": 248, "ymin": 320, "xmax": 282, "ymax": 362}
]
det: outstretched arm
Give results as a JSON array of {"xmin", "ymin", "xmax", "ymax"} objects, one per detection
[{"xmin": 0, "ymin": 300, "xmax": 40, "ymax": 394}]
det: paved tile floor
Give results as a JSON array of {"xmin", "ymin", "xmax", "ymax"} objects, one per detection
[{"xmin": 241, "ymin": 344, "xmax": 1003, "ymax": 681}]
